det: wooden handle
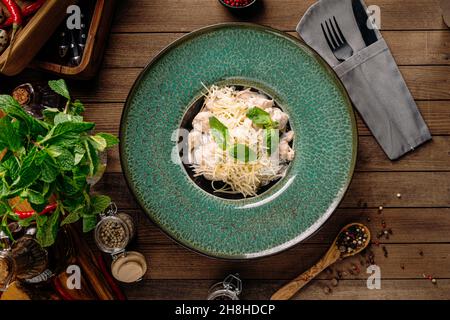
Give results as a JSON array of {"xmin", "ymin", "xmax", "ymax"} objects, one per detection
[{"xmin": 271, "ymin": 247, "xmax": 341, "ymax": 300}]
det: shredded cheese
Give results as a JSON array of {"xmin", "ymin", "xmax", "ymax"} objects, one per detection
[{"xmin": 190, "ymin": 85, "xmax": 293, "ymax": 197}]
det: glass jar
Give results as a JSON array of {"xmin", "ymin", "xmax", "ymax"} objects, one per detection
[
  {"xmin": 94, "ymin": 203, "xmax": 135, "ymax": 254},
  {"xmin": 94, "ymin": 203, "xmax": 146, "ymax": 283},
  {"xmin": 207, "ymin": 274, "xmax": 242, "ymax": 300},
  {"xmin": 0, "ymin": 228, "xmax": 49, "ymax": 291}
]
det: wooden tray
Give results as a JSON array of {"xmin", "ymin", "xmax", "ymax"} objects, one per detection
[
  {"xmin": 31, "ymin": 0, "xmax": 116, "ymax": 80},
  {"xmin": 0, "ymin": 0, "xmax": 76, "ymax": 76}
]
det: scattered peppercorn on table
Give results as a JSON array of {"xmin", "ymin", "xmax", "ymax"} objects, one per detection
[{"xmin": 1, "ymin": 0, "xmax": 450, "ymax": 300}]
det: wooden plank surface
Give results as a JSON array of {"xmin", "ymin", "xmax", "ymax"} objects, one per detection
[
  {"xmin": 103, "ymin": 31, "xmax": 450, "ymax": 68},
  {"xmin": 84, "ymin": 101, "xmax": 450, "ymax": 138},
  {"xmin": 123, "ymin": 279, "xmax": 450, "ymax": 300},
  {"xmin": 86, "ymin": 0, "xmax": 450, "ymax": 300},
  {"xmin": 95, "ymin": 172, "xmax": 450, "ymax": 209},
  {"xmin": 111, "ymin": 0, "xmax": 447, "ymax": 32},
  {"xmin": 98, "ymin": 135, "xmax": 450, "ymax": 174},
  {"xmin": 3, "ymin": 0, "xmax": 450, "ymax": 300},
  {"xmin": 114, "ymin": 242, "xmax": 449, "ymax": 280},
  {"xmin": 65, "ymin": 66, "xmax": 450, "ymax": 102},
  {"xmin": 115, "ymin": 208, "xmax": 450, "ymax": 245}
]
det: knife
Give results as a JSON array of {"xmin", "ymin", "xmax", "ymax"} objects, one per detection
[{"xmin": 352, "ymin": 0, "xmax": 378, "ymax": 46}]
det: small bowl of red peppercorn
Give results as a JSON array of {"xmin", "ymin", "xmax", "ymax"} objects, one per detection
[{"xmin": 219, "ymin": 0, "xmax": 257, "ymax": 10}]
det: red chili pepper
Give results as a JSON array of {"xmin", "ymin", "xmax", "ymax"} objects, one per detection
[
  {"xmin": 0, "ymin": 0, "xmax": 22, "ymax": 29},
  {"xmin": 52, "ymin": 277, "xmax": 74, "ymax": 301},
  {"xmin": 14, "ymin": 203, "xmax": 57, "ymax": 219},
  {"xmin": 22, "ymin": 0, "xmax": 46, "ymax": 17},
  {"xmin": 96, "ymin": 254, "xmax": 126, "ymax": 301}
]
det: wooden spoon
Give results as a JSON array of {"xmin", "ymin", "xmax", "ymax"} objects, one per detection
[{"xmin": 271, "ymin": 223, "xmax": 371, "ymax": 300}]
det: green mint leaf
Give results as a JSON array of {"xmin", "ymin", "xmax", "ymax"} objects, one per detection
[
  {"xmin": 246, "ymin": 107, "xmax": 278, "ymax": 129},
  {"xmin": 96, "ymin": 133, "xmax": 119, "ymax": 148},
  {"xmin": 46, "ymin": 145, "xmax": 64, "ymax": 158},
  {"xmin": 89, "ymin": 135, "xmax": 107, "ymax": 152},
  {"xmin": 209, "ymin": 116, "xmax": 229, "ymax": 150},
  {"xmin": 0, "ymin": 153, "xmax": 20, "ymax": 181},
  {"xmin": 21, "ymin": 189, "xmax": 45, "ymax": 205},
  {"xmin": 40, "ymin": 155, "xmax": 58, "ymax": 184},
  {"xmin": 83, "ymin": 215, "xmax": 97, "ymax": 233},
  {"xmin": 41, "ymin": 121, "xmax": 95, "ymax": 144},
  {"xmin": 0, "ymin": 95, "xmax": 47, "ymax": 136},
  {"xmin": 85, "ymin": 140, "xmax": 99, "ymax": 177},
  {"xmin": 48, "ymin": 79, "xmax": 70, "ymax": 100},
  {"xmin": 56, "ymin": 148, "xmax": 75, "ymax": 171},
  {"xmin": 36, "ymin": 207, "xmax": 61, "ymax": 247},
  {"xmin": 91, "ymin": 195, "xmax": 111, "ymax": 214},
  {"xmin": 73, "ymin": 144, "xmax": 86, "ymax": 165},
  {"xmin": 71, "ymin": 100, "xmax": 85, "ymax": 115},
  {"xmin": 42, "ymin": 108, "xmax": 59, "ymax": 124},
  {"xmin": 0, "ymin": 117, "xmax": 23, "ymax": 151},
  {"xmin": 61, "ymin": 209, "xmax": 80, "ymax": 226},
  {"xmin": 229, "ymin": 144, "xmax": 257, "ymax": 163},
  {"xmin": 54, "ymin": 113, "xmax": 83, "ymax": 125}
]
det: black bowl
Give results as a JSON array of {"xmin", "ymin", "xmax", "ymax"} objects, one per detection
[{"xmin": 218, "ymin": 0, "xmax": 257, "ymax": 10}]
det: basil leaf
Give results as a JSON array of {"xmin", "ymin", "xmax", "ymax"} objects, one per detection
[
  {"xmin": 96, "ymin": 133, "xmax": 119, "ymax": 148},
  {"xmin": 246, "ymin": 107, "xmax": 272, "ymax": 127},
  {"xmin": 48, "ymin": 79, "xmax": 70, "ymax": 100},
  {"xmin": 229, "ymin": 144, "xmax": 257, "ymax": 163},
  {"xmin": 209, "ymin": 116, "xmax": 228, "ymax": 150}
]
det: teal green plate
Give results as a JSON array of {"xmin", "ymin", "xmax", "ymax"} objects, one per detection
[{"xmin": 120, "ymin": 23, "xmax": 357, "ymax": 259}]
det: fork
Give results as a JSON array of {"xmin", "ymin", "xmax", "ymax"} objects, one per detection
[{"xmin": 321, "ymin": 17, "xmax": 353, "ymax": 62}]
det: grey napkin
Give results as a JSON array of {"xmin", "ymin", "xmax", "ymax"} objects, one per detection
[{"xmin": 297, "ymin": 0, "xmax": 431, "ymax": 160}]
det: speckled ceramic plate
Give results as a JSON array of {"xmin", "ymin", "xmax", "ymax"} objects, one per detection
[{"xmin": 120, "ymin": 23, "xmax": 357, "ymax": 259}]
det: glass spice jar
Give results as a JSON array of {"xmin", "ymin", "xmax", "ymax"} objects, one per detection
[
  {"xmin": 94, "ymin": 203, "xmax": 146, "ymax": 283},
  {"xmin": 207, "ymin": 274, "xmax": 242, "ymax": 300},
  {"xmin": 0, "ymin": 228, "xmax": 49, "ymax": 291}
]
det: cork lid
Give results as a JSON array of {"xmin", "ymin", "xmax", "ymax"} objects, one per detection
[{"xmin": 111, "ymin": 251, "xmax": 147, "ymax": 283}]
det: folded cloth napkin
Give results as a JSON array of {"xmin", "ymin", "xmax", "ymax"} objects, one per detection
[{"xmin": 297, "ymin": 0, "xmax": 431, "ymax": 160}]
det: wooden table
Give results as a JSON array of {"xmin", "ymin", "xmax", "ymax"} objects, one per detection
[{"xmin": 3, "ymin": 0, "xmax": 450, "ymax": 300}]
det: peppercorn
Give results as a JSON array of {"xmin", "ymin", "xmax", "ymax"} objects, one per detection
[
  {"xmin": 331, "ymin": 278, "xmax": 338, "ymax": 287},
  {"xmin": 98, "ymin": 219, "xmax": 128, "ymax": 249},
  {"xmin": 222, "ymin": 0, "xmax": 252, "ymax": 7}
]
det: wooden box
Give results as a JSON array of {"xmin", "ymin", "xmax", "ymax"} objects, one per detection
[
  {"xmin": 0, "ymin": 0, "xmax": 76, "ymax": 76},
  {"xmin": 31, "ymin": 0, "xmax": 116, "ymax": 80}
]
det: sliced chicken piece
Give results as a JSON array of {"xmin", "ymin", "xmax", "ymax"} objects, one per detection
[
  {"xmin": 188, "ymin": 131, "xmax": 202, "ymax": 151},
  {"xmin": 237, "ymin": 89, "xmax": 274, "ymax": 110},
  {"xmin": 267, "ymin": 108, "xmax": 289, "ymax": 131},
  {"xmin": 192, "ymin": 111, "xmax": 211, "ymax": 133},
  {"xmin": 192, "ymin": 141, "xmax": 219, "ymax": 167},
  {"xmin": 279, "ymin": 140, "xmax": 295, "ymax": 161},
  {"xmin": 281, "ymin": 131, "xmax": 294, "ymax": 143}
]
